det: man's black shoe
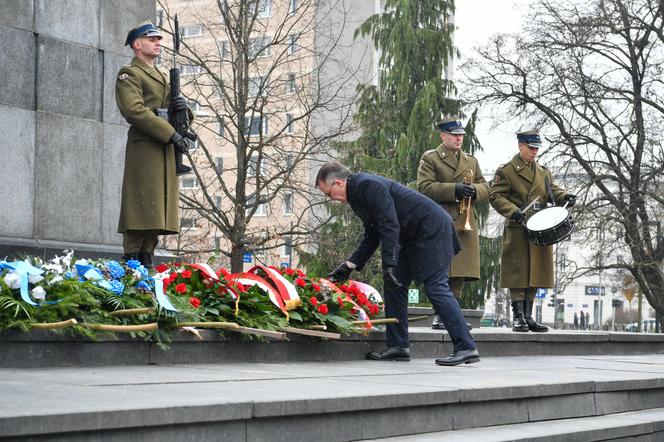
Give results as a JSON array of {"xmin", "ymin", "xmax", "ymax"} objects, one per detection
[
  {"xmin": 435, "ymin": 349, "xmax": 480, "ymax": 366},
  {"xmin": 366, "ymin": 346, "xmax": 410, "ymax": 361}
]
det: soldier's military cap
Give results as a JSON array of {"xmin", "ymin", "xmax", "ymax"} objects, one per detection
[
  {"xmin": 436, "ymin": 116, "xmax": 465, "ymax": 134},
  {"xmin": 125, "ymin": 20, "xmax": 162, "ymax": 47},
  {"xmin": 516, "ymin": 129, "xmax": 543, "ymax": 149}
]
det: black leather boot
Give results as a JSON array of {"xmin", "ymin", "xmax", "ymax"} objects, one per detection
[
  {"xmin": 524, "ymin": 299, "xmax": 549, "ymax": 332},
  {"xmin": 139, "ymin": 252, "xmax": 154, "ymax": 269},
  {"xmin": 511, "ymin": 301, "xmax": 529, "ymax": 332}
]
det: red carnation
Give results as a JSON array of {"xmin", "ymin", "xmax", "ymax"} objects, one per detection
[
  {"xmin": 317, "ymin": 304, "xmax": 329, "ymax": 315},
  {"xmin": 155, "ymin": 263, "xmax": 169, "ymax": 273},
  {"xmin": 309, "ymin": 296, "xmax": 318, "ymax": 307},
  {"xmin": 181, "ymin": 270, "xmax": 192, "ymax": 279},
  {"xmin": 295, "ymin": 277, "xmax": 306, "ymax": 287},
  {"xmin": 339, "ymin": 284, "xmax": 350, "ymax": 293},
  {"xmin": 175, "ymin": 283, "xmax": 188, "ymax": 294},
  {"xmin": 189, "ymin": 297, "xmax": 201, "ymax": 308},
  {"xmin": 312, "ymin": 283, "xmax": 321, "ymax": 292},
  {"xmin": 235, "ymin": 282, "xmax": 246, "ymax": 292},
  {"xmin": 168, "ymin": 272, "xmax": 178, "ymax": 283},
  {"xmin": 337, "ymin": 297, "xmax": 344, "ymax": 306},
  {"xmin": 285, "ymin": 268, "xmax": 295, "ymax": 276},
  {"xmin": 296, "ymin": 269, "xmax": 305, "ymax": 277}
]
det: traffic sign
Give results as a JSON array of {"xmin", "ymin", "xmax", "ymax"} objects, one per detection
[
  {"xmin": 242, "ymin": 252, "xmax": 252, "ymax": 263},
  {"xmin": 535, "ymin": 288, "xmax": 547, "ymax": 299}
]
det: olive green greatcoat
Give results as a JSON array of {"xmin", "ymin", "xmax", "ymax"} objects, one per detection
[
  {"xmin": 489, "ymin": 154, "xmax": 569, "ymax": 288},
  {"xmin": 417, "ymin": 145, "xmax": 489, "ymax": 280},
  {"xmin": 115, "ymin": 57, "xmax": 179, "ymax": 234}
]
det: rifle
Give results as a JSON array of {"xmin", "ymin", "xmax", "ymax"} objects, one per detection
[{"xmin": 169, "ymin": 14, "xmax": 196, "ymax": 175}]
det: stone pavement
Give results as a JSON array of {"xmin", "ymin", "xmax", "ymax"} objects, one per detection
[{"xmin": 1, "ymin": 354, "xmax": 664, "ymax": 441}]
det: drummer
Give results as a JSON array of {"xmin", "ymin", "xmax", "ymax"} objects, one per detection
[{"xmin": 489, "ymin": 129, "xmax": 577, "ymax": 333}]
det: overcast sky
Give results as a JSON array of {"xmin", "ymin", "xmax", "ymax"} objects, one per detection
[{"xmin": 454, "ymin": 0, "xmax": 531, "ymax": 173}]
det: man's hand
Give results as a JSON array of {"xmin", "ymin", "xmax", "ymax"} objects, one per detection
[
  {"xmin": 454, "ymin": 183, "xmax": 475, "ymax": 200},
  {"xmin": 510, "ymin": 209, "xmax": 525, "ymax": 224},
  {"xmin": 328, "ymin": 262, "xmax": 353, "ymax": 283},
  {"xmin": 383, "ymin": 266, "xmax": 403, "ymax": 288},
  {"xmin": 169, "ymin": 95, "xmax": 188, "ymax": 113},
  {"xmin": 563, "ymin": 193, "xmax": 577, "ymax": 207},
  {"xmin": 169, "ymin": 132, "xmax": 188, "ymax": 153}
]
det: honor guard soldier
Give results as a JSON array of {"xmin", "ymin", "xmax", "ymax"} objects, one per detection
[
  {"xmin": 417, "ymin": 117, "xmax": 489, "ymax": 330},
  {"xmin": 489, "ymin": 129, "xmax": 576, "ymax": 332},
  {"xmin": 115, "ymin": 21, "xmax": 191, "ymax": 267}
]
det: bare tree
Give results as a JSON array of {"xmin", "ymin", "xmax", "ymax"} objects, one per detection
[
  {"xmin": 462, "ymin": 0, "xmax": 664, "ymax": 313},
  {"xmin": 157, "ymin": 0, "xmax": 366, "ymax": 271}
]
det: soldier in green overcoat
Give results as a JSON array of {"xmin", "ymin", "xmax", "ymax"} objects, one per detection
[
  {"xmin": 115, "ymin": 21, "xmax": 191, "ymax": 267},
  {"xmin": 489, "ymin": 129, "xmax": 576, "ymax": 332},
  {"xmin": 417, "ymin": 117, "xmax": 489, "ymax": 330}
]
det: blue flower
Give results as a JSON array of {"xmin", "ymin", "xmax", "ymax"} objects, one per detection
[
  {"xmin": 136, "ymin": 266, "xmax": 149, "ymax": 279},
  {"xmin": 126, "ymin": 259, "xmax": 141, "ymax": 270},
  {"xmin": 106, "ymin": 261, "xmax": 126, "ymax": 279},
  {"xmin": 136, "ymin": 280, "xmax": 151, "ymax": 291},
  {"xmin": 65, "ymin": 271, "xmax": 75, "ymax": 279},
  {"xmin": 109, "ymin": 280, "xmax": 125, "ymax": 295}
]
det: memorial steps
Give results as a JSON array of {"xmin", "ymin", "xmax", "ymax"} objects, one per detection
[{"xmin": 0, "ymin": 328, "xmax": 662, "ymax": 441}]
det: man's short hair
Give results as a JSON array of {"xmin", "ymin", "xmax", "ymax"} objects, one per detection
[{"xmin": 315, "ymin": 161, "xmax": 351, "ymax": 187}]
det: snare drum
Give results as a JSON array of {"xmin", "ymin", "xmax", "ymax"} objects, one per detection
[{"xmin": 526, "ymin": 206, "xmax": 574, "ymax": 246}]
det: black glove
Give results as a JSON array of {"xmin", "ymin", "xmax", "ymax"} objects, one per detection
[
  {"xmin": 169, "ymin": 95, "xmax": 188, "ymax": 113},
  {"xmin": 454, "ymin": 183, "xmax": 476, "ymax": 200},
  {"xmin": 563, "ymin": 193, "xmax": 577, "ymax": 207},
  {"xmin": 328, "ymin": 262, "xmax": 353, "ymax": 283},
  {"xmin": 383, "ymin": 266, "xmax": 403, "ymax": 288},
  {"xmin": 169, "ymin": 132, "xmax": 188, "ymax": 153},
  {"xmin": 510, "ymin": 209, "xmax": 525, "ymax": 224}
]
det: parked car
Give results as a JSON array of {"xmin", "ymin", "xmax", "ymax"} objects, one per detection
[{"xmin": 625, "ymin": 319, "xmax": 658, "ymax": 332}]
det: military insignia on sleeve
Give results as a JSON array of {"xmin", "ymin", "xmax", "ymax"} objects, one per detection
[
  {"xmin": 118, "ymin": 73, "xmax": 129, "ymax": 80},
  {"xmin": 493, "ymin": 173, "xmax": 501, "ymax": 184}
]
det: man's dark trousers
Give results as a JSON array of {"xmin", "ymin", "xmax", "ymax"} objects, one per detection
[{"xmin": 384, "ymin": 257, "xmax": 476, "ymax": 352}]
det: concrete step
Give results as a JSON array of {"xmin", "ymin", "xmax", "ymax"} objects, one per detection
[
  {"xmin": 1, "ymin": 355, "xmax": 663, "ymax": 441},
  {"xmin": 365, "ymin": 408, "xmax": 664, "ymax": 442},
  {"xmin": 1, "ymin": 326, "xmax": 663, "ymax": 368}
]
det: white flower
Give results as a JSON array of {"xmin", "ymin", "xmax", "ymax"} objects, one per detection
[
  {"xmin": 50, "ymin": 276, "xmax": 63, "ymax": 284},
  {"xmin": 28, "ymin": 273, "xmax": 44, "ymax": 284},
  {"xmin": 74, "ymin": 259, "xmax": 88, "ymax": 266},
  {"xmin": 32, "ymin": 286, "xmax": 46, "ymax": 300},
  {"xmin": 3, "ymin": 273, "xmax": 21, "ymax": 289}
]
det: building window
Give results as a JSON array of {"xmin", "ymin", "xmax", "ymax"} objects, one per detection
[
  {"xmin": 246, "ymin": 195, "xmax": 268, "ymax": 216},
  {"xmin": 215, "ymin": 157, "xmax": 224, "ymax": 174},
  {"xmin": 247, "ymin": 153, "xmax": 268, "ymax": 177},
  {"xmin": 214, "ymin": 236, "xmax": 221, "ymax": 250},
  {"xmin": 286, "ymin": 113, "xmax": 294, "ymax": 134},
  {"xmin": 283, "ymin": 193, "xmax": 293, "ymax": 214},
  {"xmin": 289, "ymin": 0, "xmax": 298, "ymax": 14},
  {"xmin": 286, "ymin": 153, "xmax": 294, "ymax": 171},
  {"xmin": 256, "ymin": 0, "xmax": 271, "ymax": 18},
  {"xmin": 180, "ymin": 177, "xmax": 199, "ymax": 189},
  {"xmin": 218, "ymin": 118, "xmax": 225, "ymax": 137},
  {"xmin": 249, "ymin": 76, "xmax": 265, "ymax": 97},
  {"xmin": 180, "ymin": 24, "xmax": 203, "ymax": 38},
  {"xmin": 245, "ymin": 115, "xmax": 268, "ymax": 136},
  {"xmin": 220, "ymin": 41, "xmax": 229, "ymax": 59},
  {"xmin": 283, "ymin": 237, "xmax": 292, "ymax": 257},
  {"xmin": 181, "ymin": 64, "xmax": 202, "ymax": 76},
  {"xmin": 287, "ymin": 35, "xmax": 298, "ymax": 55},
  {"xmin": 187, "ymin": 99, "xmax": 207, "ymax": 116},
  {"xmin": 180, "ymin": 217, "xmax": 196, "ymax": 229},
  {"xmin": 214, "ymin": 195, "xmax": 222, "ymax": 207},
  {"xmin": 286, "ymin": 73, "xmax": 296, "ymax": 93},
  {"xmin": 248, "ymin": 36, "xmax": 271, "ymax": 58}
]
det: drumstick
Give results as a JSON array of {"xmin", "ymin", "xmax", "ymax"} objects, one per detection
[{"xmin": 522, "ymin": 196, "xmax": 540, "ymax": 213}]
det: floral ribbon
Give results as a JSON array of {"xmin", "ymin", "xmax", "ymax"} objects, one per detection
[
  {"xmin": 229, "ymin": 272, "xmax": 288, "ymax": 318},
  {"xmin": 0, "ymin": 261, "xmax": 44, "ymax": 306},
  {"xmin": 248, "ymin": 265, "xmax": 302, "ymax": 310},
  {"xmin": 190, "ymin": 263, "xmax": 240, "ymax": 315},
  {"xmin": 152, "ymin": 272, "xmax": 179, "ymax": 312}
]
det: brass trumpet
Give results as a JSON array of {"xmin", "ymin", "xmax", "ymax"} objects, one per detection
[{"xmin": 459, "ymin": 169, "xmax": 474, "ymax": 231}]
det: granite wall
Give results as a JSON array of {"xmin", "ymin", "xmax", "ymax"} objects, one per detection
[{"xmin": 0, "ymin": 0, "xmax": 155, "ymax": 258}]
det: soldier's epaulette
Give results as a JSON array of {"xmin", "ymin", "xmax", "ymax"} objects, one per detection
[
  {"xmin": 496, "ymin": 162, "xmax": 508, "ymax": 170},
  {"xmin": 422, "ymin": 149, "xmax": 436, "ymax": 157}
]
